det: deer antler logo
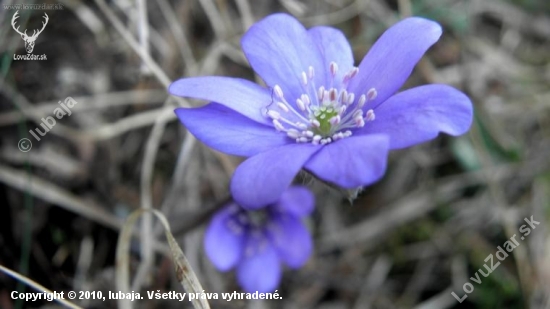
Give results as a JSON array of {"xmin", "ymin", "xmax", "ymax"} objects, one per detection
[{"xmin": 11, "ymin": 11, "xmax": 49, "ymax": 54}]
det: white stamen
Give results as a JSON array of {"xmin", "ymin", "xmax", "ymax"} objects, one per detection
[
  {"xmin": 352, "ymin": 109, "xmax": 363, "ymax": 119},
  {"xmin": 308, "ymin": 66, "xmax": 314, "ymax": 79},
  {"xmin": 367, "ymin": 88, "xmax": 377, "ymax": 101},
  {"xmin": 303, "ymin": 130, "xmax": 314, "ymax": 137},
  {"xmin": 298, "ymin": 137, "xmax": 308, "ymax": 143},
  {"xmin": 354, "ymin": 116, "xmax": 365, "ymax": 127},
  {"xmin": 357, "ymin": 94, "xmax": 366, "ymax": 108},
  {"xmin": 296, "ymin": 123, "xmax": 308, "ymax": 130},
  {"xmin": 287, "ymin": 129, "xmax": 300, "ymax": 139},
  {"xmin": 332, "ymin": 132, "xmax": 344, "ymax": 141},
  {"xmin": 329, "ymin": 62, "xmax": 338, "ymax": 77},
  {"xmin": 311, "ymin": 119, "xmax": 320, "ymax": 127},
  {"xmin": 343, "ymin": 67, "xmax": 359, "ymax": 83},
  {"xmin": 329, "ymin": 115, "xmax": 341, "ymax": 125},
  {"xmin": 296, "ymin": 99, "xmax": 306, "ymax": 111},
  {"xmin": 318, "ymin": 86, "xmax": 325, "ymax": 101},
  {"xmin": 347, "ymin": 93, "xmax": 355, "ymax": 105},
  {"xmin": 366, "ymin": 109, "xmax": 376, "ymax": 121},
  {"xmin": 349, "ymin": 67, "xmax": 359, "ymax": 78},
  {"xmin": 277, "ymin": 102, "xmax": 289, "ymax": 112},
  {"xmin": 322, "ymin": 94, "xmax": 331, "ymax": 106},
  {"xmin": 301, "ymin": 94, "xmax": 311, "ymax": 106},
  {"xmin": 273, "ymin": 119, "xmax": 285, "ymax": 131},
  {"xmin": 329, "ymin": 88, "xmax": 338, "ymax": 102},
  {"xmin": 267, "ymin": 110, "xmax": 281, "ymax": 120},
  {"xmin": 274, "ymin": 85, "xmax": 284, "ymax": 100},
  {"xmin": 341, "ymin": 90, "xmax": 348, "ymax": 103},
  {"xmin": 301, "ymin": 71, "xmax": 308, "ymax": 85}
]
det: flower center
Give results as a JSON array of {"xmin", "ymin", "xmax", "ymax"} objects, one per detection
[
  {"xmin": 224, "ymin": 204, "xmax": 270, "ymax": 235},
  {"xmin": 264, "ymin": 62, "xmax": 377, "ymax": 145},
  {"xmin": 224, "ymin": 205, "xmax": 272, "ymax": 257}
]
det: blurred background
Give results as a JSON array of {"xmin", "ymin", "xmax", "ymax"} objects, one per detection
[{"xmin": 1, "ymin": 0, "xmax": 550, "ymax": 308}]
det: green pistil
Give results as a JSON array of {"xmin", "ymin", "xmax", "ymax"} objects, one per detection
[
  {"xmin": 245, "ymin": 209, "xmax": 269, "ymax": 227},
  {"xmin": 313, "ymin": 106, "xmax": 338, "ymax": 135}
]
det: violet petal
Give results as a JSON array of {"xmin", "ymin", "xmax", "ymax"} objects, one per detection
[
  {"xmin": 237, "ymin": 235, "xmax": 281, "ymax": 293},
  {"xmin": 241, "ymin": 13, "xmax": 326, "ymax": 103},
  {"xmin": 305, "ymin": 135, "xmax": 390, "ymax": 188},
  {"xmin": 357, "ymin": 84, "xmax": 473, "ymax": 149},
  {"xmin": 348, "ymin": 17, "xmax": 442, "ymax": 109},
  {"xmin": 169, "ymin": 76, "xmax": 272, "ymax": 125},
  {"xmin": 175, "ymin": 104, "xmax": 290, "ymax": 157},
  {"xmin": 204, "ymin": 204, "xmax": 245, "ymax": 271},
  {"xmin": 268, "ymin": 213, "xmax": 312, "ymax": 269},
  {"xmin": 275, "ymin": 186, "xmax": 315, "ymax": 217},
  {"xmin": 231, "ymin": 143, "xmax": 320, "ymax": 209}
]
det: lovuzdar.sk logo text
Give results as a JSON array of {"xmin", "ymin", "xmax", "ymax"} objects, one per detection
[{"xmin": 11, "ymin": 10, "xmax": 48, "ymax": 60}]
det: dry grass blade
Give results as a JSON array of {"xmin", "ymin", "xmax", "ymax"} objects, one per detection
[
  {"xmin": 132, "ymin": 103, "xmax": 173, "ymax": 292},
  {"xmin": 0, "ymin": 164, "xmax": 122, "ymax": 230},
  {"xmin": 0, "ymin": 264, "xmax": 83, "ymax": 309},
  {"xmin": 93, "ymin": 0, "xmax": 190, "ymax": 106},
  {"xmin": 156, "ymin": 0, "xmax": 197, "ymax": 74},
  {"xmin": 116, "ymin": 208, "xmax": 210, "ymax": 309},
  {"xmin": 137, "ymin": 0, "xmax": 151, "ymax": 75},
  {"xmin": 0, "ymin": 89, "xmax": 167, "ymax": 127},
  {"xmin": 87, "ymin": 106, "xmax": 177, "ymax": 141},
  {"xmin": 157, "ymin": 210, "xmax": 210, "ymax": 309},
  {"xmin": 299, "ymin": 0, "xmax": 369, "ymax": 26}
]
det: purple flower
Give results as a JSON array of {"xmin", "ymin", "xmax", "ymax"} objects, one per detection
[
  {"xmin": 171, "ymin": 14, "xmax": 473, "ymax": 208},
  {"xmin": 204, "ymin": 186, "xmax": 314, "ymax": 293}
]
